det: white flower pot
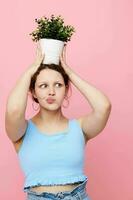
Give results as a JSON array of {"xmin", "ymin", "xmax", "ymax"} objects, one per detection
[{"xmin": 39, "ymin": 38, "xmax": 65, "ymax": 65}]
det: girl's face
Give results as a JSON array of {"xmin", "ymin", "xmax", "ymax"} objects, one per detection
[{"xmin": 33, "ymin": 69, "xmax": 68, "ymax": 110}]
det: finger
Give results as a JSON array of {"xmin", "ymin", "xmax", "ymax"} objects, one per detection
[
  {"xmin": 42, "ymin": 53, "xmax": 45, "ymax": 59},
  {"xmin": 36, "ymin": 43, "xmax": 40, "ymax": 56},
  {"xmin": 40, "ymin": 52, "xmax": 44, "ymax": 60},
  {"xmin": 63, "ymin": 45, "xmax": 66, "ymax": 62},
  {"xmin": 37, "ymin": 41, "xmax": 41, "ymax": 48},
  {"xmin": 36, "ymin": 42, "xmax": 40, "ymax": 51},
  {"xmin": 37, "ymin": 44, "xmax": 42, "ymax": 57},
  {"xmin": 37, "ymin": 42, "xmax": 41, "ymax": 50},
  {"xmin": 62, "ymin": 46, "xmax": 65, "ymax": 58},
  {"xmin": 59, "ymin": 54, "xmax": 62, "ymax": 61}
]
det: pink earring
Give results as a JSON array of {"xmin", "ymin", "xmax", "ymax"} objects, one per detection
[
  {"xmin": 32, "ymin": 101, "xmax": 40, "ymax": 111},
  {"xmin": 62, "ymin": 96, "xmax": 69, "ymax": 108}
]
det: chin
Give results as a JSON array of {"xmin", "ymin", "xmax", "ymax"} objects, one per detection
[{"xmin": 41, "ymin": 104, "xmax": 61, "ymax": 110}]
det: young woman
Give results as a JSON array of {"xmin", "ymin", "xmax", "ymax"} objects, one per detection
[{"xmin": 5, "ymin": 43, "xmax": 112, "ymax": 200}]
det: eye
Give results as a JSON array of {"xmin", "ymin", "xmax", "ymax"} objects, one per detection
[
  {"xmin": 39, "ymin": 84, "xmax": 47, "ymax": 88},
  {"xmin": 56, "ymin": 83, "xmax": 62, "ymax": 87}
]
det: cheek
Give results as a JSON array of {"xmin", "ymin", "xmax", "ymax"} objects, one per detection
[
  {"xmin": 35, "ymin": 88, "xmax": 47, "ymax": 98},
  {"xmin": 57, "ymin": 87, "xmax": 65, "ymax": 95},
  {"xmin": 58, "ymin": 91, "xmax": 66, "ymax": 101}
]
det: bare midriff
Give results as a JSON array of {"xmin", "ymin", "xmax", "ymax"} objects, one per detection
[{"xmin": 30, "ymin": 182, "xmax": 82, "ymax": 194}]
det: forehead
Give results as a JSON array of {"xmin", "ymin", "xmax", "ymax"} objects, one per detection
[{"xmin": 36, "ymin": 69, "xmax": 64, "ymax": 82}]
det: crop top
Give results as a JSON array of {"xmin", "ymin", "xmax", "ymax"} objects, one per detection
[{"xmin": 17, "ymin": 118, "xmax": 88, "ymax": 192}]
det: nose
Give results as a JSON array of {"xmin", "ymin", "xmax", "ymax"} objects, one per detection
[{"xmin": 48, "ymin": 87, "xmax": 55, "ymax": 96}]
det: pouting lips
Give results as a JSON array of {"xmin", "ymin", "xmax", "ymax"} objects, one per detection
[{"xmin": 46, "ymin": 98, "xmax": 56, "ymax": 103}]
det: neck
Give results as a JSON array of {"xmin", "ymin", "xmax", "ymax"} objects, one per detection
[{"xmin": 36, "ymin": 107, "xmax": 66, "ymax": 124}]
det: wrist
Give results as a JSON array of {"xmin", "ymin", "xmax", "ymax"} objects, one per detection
[
  {"xmin": 64, "ymin": 66, "xmax": 73, "ymax": 76},
  {"xmin": 24, "ymin": 67, "xmax": 36, "ymax": 78}
]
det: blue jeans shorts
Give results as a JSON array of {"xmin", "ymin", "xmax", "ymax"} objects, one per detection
[{"xmin": 26, "ymin": 178, "xmax": 91, "ymax": 200}]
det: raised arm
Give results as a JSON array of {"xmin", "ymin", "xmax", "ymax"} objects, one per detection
[
  {"xmin": 59, "ymin": 45, "xmax": 112, "ymax": 141},
  {"xmin": 5, "ymin": 43, "xmax": 44, "ymax": 142}
]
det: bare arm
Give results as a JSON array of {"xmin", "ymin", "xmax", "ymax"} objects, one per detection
[
  {"xmin": 6, "ymin": 69, "xmax": 34, "ymax": 115},
  {"xmin": 59, "ymin": 45, "xmax": 112, "ymax": 141},
  {"xmin": 5, "ymin": 43, "xmax": 44, "ymax": 142}
]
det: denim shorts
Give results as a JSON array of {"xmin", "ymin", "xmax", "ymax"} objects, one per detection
[{"xmin": 26, "ymin": 178, "xmax": 91, "ymax": 200}]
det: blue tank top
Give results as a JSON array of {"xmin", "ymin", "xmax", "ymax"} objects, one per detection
[{"xmin": 17, "ymin": 118, "xmax": 88, "ymax": 192}]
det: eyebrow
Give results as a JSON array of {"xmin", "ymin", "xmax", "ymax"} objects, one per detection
[{"xmin": 38, "ymin": 81, "xmax": 63, "ymax": 84}]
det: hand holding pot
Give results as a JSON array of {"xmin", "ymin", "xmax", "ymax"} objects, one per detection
[
  {"xmin": 29, "ymin": 42, "xmax": 45, "ymax": 74},
  {"xmin": 59, "ymin": 45, "xmax": 73, "ymax": 76}
]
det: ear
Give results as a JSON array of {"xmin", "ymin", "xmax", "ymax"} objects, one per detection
[{"xmin": 31, "ymin": 89, "xmax": 37, "ymax": 99}]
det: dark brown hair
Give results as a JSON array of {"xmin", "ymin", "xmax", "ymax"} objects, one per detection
[{"xmin": 29, "ymin": 63, "xmax": 71, "ymax": 103}]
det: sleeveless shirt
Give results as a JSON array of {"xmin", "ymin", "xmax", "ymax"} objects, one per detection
[{"xmin": 17, "ymin": 118, "xmax": 88, "ymax": 192}]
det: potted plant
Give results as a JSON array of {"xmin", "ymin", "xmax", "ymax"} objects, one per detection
[{"xmin": 29, "ymin": 14, "xmax": 75, "ymax": 65}]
